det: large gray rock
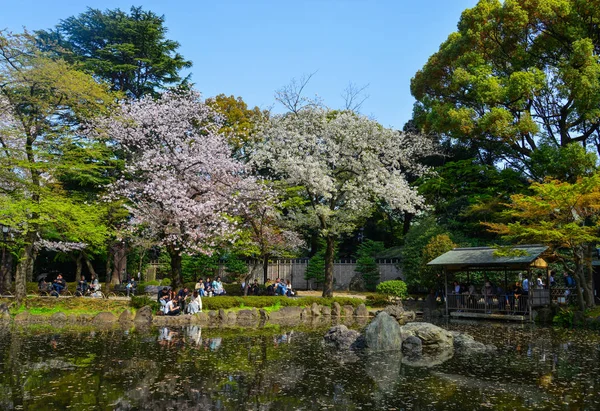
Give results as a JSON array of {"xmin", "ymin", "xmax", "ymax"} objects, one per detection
[
  {"xmin": 92, "ymin": 312, "xmax": 117, "ymax": 324},
  {"xmin": 402, "ymin": 335, "xmax": 423, "ymax": 356},
  {"xmin": 323, "ymin": 324, "xmax": 364, "ymax": 350},
  {"xmin": 354, "ymin": 304, "xmax": 369, "ymax": 317},
  {"xmin": 14, "ymin": 311, "xmax": 30, "ymax": 322},
  {"xmin": 236, "ymin": 309, "xmax": 258, "ymax": 322},
  {"xmin": 399, "ymin": 322, "xmax": 454, "ymax": 352},
  {"xmin": 348, "ymin": 272, "xmax": 366, "ymax": 292},
  {"xmin": 134, "ymin": 306, "xmax": 153, "ymax": 325},
  {"xmin": 364, "ymin": 312, "xmax": 403, "ymax": 352},
  {"xmin": 311, "ymin": 303, "xmax": 321, "ymax": 317},
  {"xmin": 384, "ymin": 305, "xmax": 416, "ymax": 325},
  {"xmin": 269, "ymin": 306, "xmax": 303, "ymax": 321},
  {"xmin": 331, "ymin": 302, "xmax": 341, "ymax": 317},
  {"xmin": 451, "ymin": 332, "xmax": 496, "ymax": 354},
  {"xmin": 50, "ymin": 312, "xmax": 67, "ymax": 323},
  {"xmin": 119, "ymin": 310, "xmax": 134, "ymax": 323}
]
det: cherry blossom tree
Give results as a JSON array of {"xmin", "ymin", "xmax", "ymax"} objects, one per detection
[
  {"xmin": 98, "ymin": 90, "xmax": 246, "ymax": 286},
  {"xmin": 253, "ymin": 109, "xmax": 434, "ymax": 297}
]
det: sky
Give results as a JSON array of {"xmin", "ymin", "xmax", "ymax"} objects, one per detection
[{"xmin": 1, "ymin": 0, "xmax": 479, "ymax": 130}]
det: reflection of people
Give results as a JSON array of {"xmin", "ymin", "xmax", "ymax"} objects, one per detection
[{"xmin": 208, "ymin": 337, "xmax": 222, "ymax": 351}]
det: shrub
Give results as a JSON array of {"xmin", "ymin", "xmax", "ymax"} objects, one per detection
[
  {"xmin": 366, "ymin": 293, "xmax": 390, "ymax": 307},
  {"xmin": 144, "ymin": 280, "xmax": 160, "ymax": 286},
  {"xmin": 130, "ymin": 295, "xmax": 160, "ymax": 313},
  {"xmin": 160, "ymin": 278, "xmax": 171, "ymax": 286},
  {"xmin": 376, "ymin": 280, "xmax": 408, "ymax": 299},
  {"xmin": 200, "ymin": 296, "xmax": 364, "ymax": 311},
  {"xmin": 355, "ymin": 239, "xmax": 385, "ymax": 291}
]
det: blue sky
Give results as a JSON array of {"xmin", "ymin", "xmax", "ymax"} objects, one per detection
[{"xmin": 1, "ymin": 0, "xmax": 478, "ymax": 129}]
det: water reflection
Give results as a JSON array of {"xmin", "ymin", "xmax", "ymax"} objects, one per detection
[{"xmin": 0, "ymin": 322, "xmax": 599, "ymax": 410}]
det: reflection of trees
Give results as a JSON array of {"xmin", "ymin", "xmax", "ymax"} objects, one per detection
[{"xmin": 1, "ymin": 324, "xmax": 599, "ymax": 409}]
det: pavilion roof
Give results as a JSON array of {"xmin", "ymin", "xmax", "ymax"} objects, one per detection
[{"xmin": 427, "ymin": 245, "xmax": 548, "ymax": 272}]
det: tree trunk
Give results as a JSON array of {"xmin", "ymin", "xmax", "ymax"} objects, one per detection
[
  {"xmin": 244, "ymin": 260, "xmax": 261, "ymax": 296},
  {"xmin": 111, "ymin": 241, "xmax": 127, "ymax": 285},
  {"xmin": 75, "ymin": 253, "xmax": 83, "ymax": 280},
  {"xmin": 82, "ymin": 252, "xmax": 98, "ymax": 279},
  {"xmin": 262, "ymin": 254, "xmax": 269, "ymax": 284},
  {"xmin": 573, "ymin": 248, "xmax": 587, "ymax": 312},
  {"xmin": 322, "ymin": 236, "xmax": 336, "ymax": 298},
  {"xmin": 403, "ymin": 212, "xmax": 413, "ymax": 235},
  {"xmin": 583, "ymin": 244, "xmax": 596, "ymax": 308},
  {"xmin": 168, "ymin": 246, "xmax": 183, "ymax": 288},
  {"xmin": 0, "ymin": 247, "xmax": 13, "ymax": 294},
  {"xmin": 15, "ymin": 242, "xmax": 34, "ymax": 301}
]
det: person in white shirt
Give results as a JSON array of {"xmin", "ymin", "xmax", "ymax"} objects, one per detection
[{"xmin": 186, "ymin": 291, "xmax": 202, "ymax": 314}]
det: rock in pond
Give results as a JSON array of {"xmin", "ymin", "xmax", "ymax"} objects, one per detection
[
  {"xmin": 134, "ymin": 306, "xmax": 153, "ymax": 325},
  {"xmin": 399, "ymin": 322, "xmax": 453, "ymax": 352},
  {"xmin": 402, "ymin": 335, "xmax": 423, "ymax": 357},
  {"xmin": 364, "ymin": 311, "xmax": 403, "ymax": 352},
  {"xmin": 354, "ymin": 304, "xmax": 369, "ymax": 317},
  {"xmin": 451, "ymin": 331, "xmax": 496, "ymax": 354},
  {"xmin": 331, "ymin": 302, "xmax": 341, "ymax": 317},
  {"xmin": 323, "ymin": 324, "xmax": 364, "ymax": 350}
]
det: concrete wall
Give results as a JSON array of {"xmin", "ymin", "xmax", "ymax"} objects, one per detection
[{"xmin": 220, "ymin": 259, "xmax": 402, "ymax": 291}]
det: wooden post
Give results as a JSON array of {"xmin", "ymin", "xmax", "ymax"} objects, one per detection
[{"xmin": 444, "ymin": 268, "xmax": 449, "ymax": 317}]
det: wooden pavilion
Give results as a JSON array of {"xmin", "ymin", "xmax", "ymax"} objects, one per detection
[{"xmin": 427, "ymin": 245, "xmax": 550, "ymax": 321}]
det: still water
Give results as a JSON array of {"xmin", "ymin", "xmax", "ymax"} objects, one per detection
[{"xmin": 0, "ymin": 321, "xmax": 599, "ymax": 410}]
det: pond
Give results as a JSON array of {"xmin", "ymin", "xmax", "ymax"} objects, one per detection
[{"xmin": 0, "ymin": 321, "xmax": 599, "ymax": 410}]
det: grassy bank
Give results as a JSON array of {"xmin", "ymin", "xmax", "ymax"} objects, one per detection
[{"xmin": 2, "ymin": 295, "xmax": 368, "ymax": 318}]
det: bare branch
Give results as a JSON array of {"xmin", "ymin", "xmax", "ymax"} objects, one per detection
[
  {"xmin": 274, "ymin": 71, "xmax": 322, "ymax": 114},
  {"xmin": 341, "ymin": 81, "xmax": 369, "ymax": 112}
]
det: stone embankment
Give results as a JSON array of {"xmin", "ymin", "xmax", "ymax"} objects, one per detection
[{"xmin": 0, "ymin": 302, "xmax": 398, "ymax": 328}]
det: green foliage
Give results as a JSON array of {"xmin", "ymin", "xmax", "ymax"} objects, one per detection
[
  {"xmin": 181, "ymin": 253, "xmax": 220, "ymax": 282},
  {"xmin": 365, "ymin": 293, "xmax": 390, "ymax": 307},
  {"xmin": 411, "ymin": 0, "xmax": 600, "ymax": 164},
  {"xmin": 130, "ymin": 295, "xmax": 160, "ymax": 313},
  {"xmin": 354, "ymin": 239, "xmax": 385, "ymax": 291},
  {"xmin": 401, "ymin": 217, "xmax": 445, "ymax": 290},
  {"xmin": 223, "ymin": 255, "xmax": 248, "ymax": 280},
  {"xmin": 528, "ymin": 143, "xmax": 597, "ymax": 183},
  {"xmin": 160, "ymin": 278, "xmax": 171, "ymax": 287},
  {"xmin": 305, "ymin": 245, "xmax": 326, "ymax": 285},
  {"xmin": 376, "ymin": 280, "xmax": 408, "ymax": 299},
  {"xmin": 201, "ymin": 296, "xmax": 364, "ymax": 311},
  {"xmin": 553, "ymin": 307, "xmax": 575, "ymax": 328},
  {"xmin": 38, "ymin": 6, "xmax": 191, "ymax": 98},
  {"xmin": 143, "ymin": 280, "xmax": 160, "ymax": 286}
]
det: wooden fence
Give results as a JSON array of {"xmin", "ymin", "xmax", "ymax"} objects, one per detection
[{"xmin": 218, "ymin": 258, "xmax": 402, "ymax": 291}]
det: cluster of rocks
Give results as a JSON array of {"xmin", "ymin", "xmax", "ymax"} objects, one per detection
[{"xmin": 324, "ymin": 311, "xmax": 496, "ymax": 367}]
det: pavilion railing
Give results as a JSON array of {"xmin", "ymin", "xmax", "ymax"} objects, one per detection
[
  {"xmin": 447, "ymin": 293, "xmax": 530, "ymax": 315},
  {"xmin": 550, "ymin": 286, "xmax": 577, "ymax": 305}
]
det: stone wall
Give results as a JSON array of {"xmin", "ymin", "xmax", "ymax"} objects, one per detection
[{"xmin": 219, "ymin": 259, "xmax": 402, "ymax": 290}]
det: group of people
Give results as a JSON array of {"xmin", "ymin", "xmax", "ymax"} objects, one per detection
[
  {"xmin": 265, "ymin": 278, "xmax": 295, "ymax": 297},
  {"xmin": 193, "ymin": 276, "xmax": 226, "ymax": 297},
  {"xmin": 450, "ymin": 279, "xmax": 529, "ymax": 313},
  {"xmin": 74, "ymin": 274, "xmax": 102, "ymax": 297},
  {"xmin": 158, "ymin": 287, "xmax": 203, "ymax": 316}
]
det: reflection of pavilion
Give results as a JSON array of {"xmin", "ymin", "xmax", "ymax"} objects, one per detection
[{"xmin": 427, "ymin": 245, "xmax": 550, "ymax": 321}]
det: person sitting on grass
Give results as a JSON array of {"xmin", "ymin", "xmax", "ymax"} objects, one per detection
[
  {"xmin": 76, "ymin": 275, "xmax": 88, "ymax": 297},
  {"xmin": 186, "ymin": 291, "xmax": 202, "ymax": 315},
  {"xmin": 52, "ymin": 274, "xmax": 66, "ymax": 296},
  {"xmin": 195, "ymin": 278, "xmax": 205, "ymax": 297},
  {"xmin": 285, "ymin": 279, "xmax": 294, "ymax": 297},
  {"xmin": 212, "ymin": 277, "xmax": 226, "ymax": 296},
  {"xmin": 204, "ymin": 277, "xmax": 214, "ymax": 297},
  {"xmin": 275, "ymin": 278, "xmax": 287, "ymax": 296},
  {"xmin": 164, "ymin": 296, "xmax": 180, "ymax": 316}
]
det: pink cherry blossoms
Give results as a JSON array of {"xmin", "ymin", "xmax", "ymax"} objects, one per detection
[{"xmin": 98, "ymin": 90, "xmax": 247, "ymax": 254}]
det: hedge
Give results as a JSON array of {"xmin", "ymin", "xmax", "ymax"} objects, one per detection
[{"xmin": 201, "ymin": 296, "xmax": 365, "ymax": 311}]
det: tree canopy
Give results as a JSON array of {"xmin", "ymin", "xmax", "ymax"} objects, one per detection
[
  {"xmin": 411, "ymin": 0, "xmax": 600, "ymax": 165},
  {"xmin": 37, "ymin": 6, "xmax": 191, "ymax": 98}
]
